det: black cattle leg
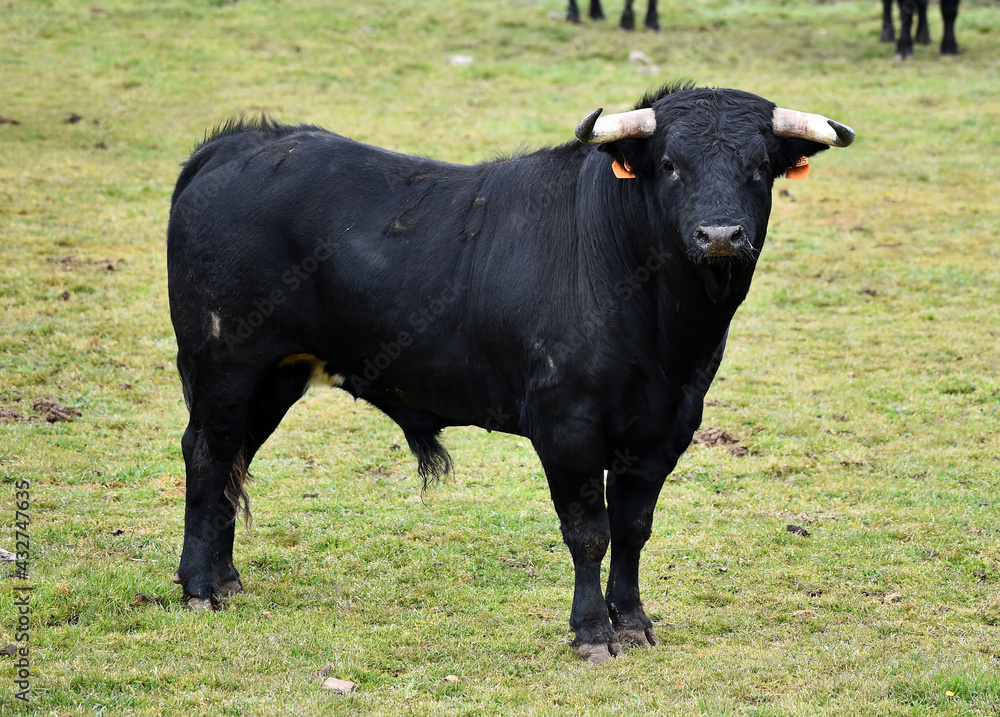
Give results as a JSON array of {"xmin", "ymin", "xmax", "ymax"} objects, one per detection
[
  {"xmin": 176, "ymin": 357, "xmax": 312, "ymax": 609},
  {"xmin": 894, "ymin": 0, "xmax": 920, "ymax": 59},
  {"xmin": 880, "ymin": 0, "xmax": 895, "ymax": 42},
  {"xmin": 620, "ymin": 0, "xmax": 636, "ymax": 30},
  {"xmin": 940, "ymin": 0, "xmax": 959, "ymax": 54},
  {"xmin": 605, "ymin": 474, "xmax": 662, "ymax": 647},
  {"xmin": 566, "ymin": 0, "xmax": 581, "ymax": 23},
  {"xmin": 176, "ymin": 370, "xmax": 253, "ymax": 609},
  {"xmin": 568, "ymin": 0, "xmax": 604, "ymax": 22},
  {"xmin": 533, "ymin": 425, "xmax": 619, "ymax": 662},
  {"xmin": 644, "ymin": 0, "xmax": 660, "ymax": 31},
  {"xmin": 553, "ymin": 480, "xmax": 618, "ymax": 662},
  {"xmin": 915, "ymin": 0, "xmax": 931, "ymax": 44}
]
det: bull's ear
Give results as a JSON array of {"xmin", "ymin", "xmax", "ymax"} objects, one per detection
[
  {"xmin": 597, "ymin": 140, "xmax": 648, "ymax": 180},
  {"xmin": 772, "ymin": 138, "xmax": 829, "ymax": 178}
]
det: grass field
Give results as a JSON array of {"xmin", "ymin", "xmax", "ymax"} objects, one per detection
[{"xmin": 2, "ymin": 0, "xmax": 999, "ymax": 714}]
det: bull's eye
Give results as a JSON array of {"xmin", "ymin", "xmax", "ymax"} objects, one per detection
[
  {"xmin": 753, "ymin": 160, "xmax": 770, "ymax": 182},
  {"xmin": 662, "ymin": 157, "xmax": 677, "ymax": 177}
]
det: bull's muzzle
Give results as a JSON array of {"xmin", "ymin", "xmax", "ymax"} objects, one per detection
[{"xmin": 693, "ymin": 225, "xmax": 748, "ymax": 258}]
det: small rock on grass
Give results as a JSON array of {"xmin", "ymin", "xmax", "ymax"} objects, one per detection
[{"xmin": 322, "ymin": 677, "xmax": 357, "ymax": 694}]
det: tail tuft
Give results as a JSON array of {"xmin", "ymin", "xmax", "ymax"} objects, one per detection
[{"xmin": 225, "ymin": 446, "xmax": 254, "ymax": 528}]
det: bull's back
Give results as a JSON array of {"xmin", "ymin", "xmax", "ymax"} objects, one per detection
[{"xmin": 170, "ymin": 126, "xmax": 475, "ymax": 328}]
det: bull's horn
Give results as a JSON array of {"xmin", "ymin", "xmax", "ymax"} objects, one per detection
[
  {"xmin": 773, "ymin": 108, "xmax": 856, "ymax": 148},
  {"xmin": 575, "ymin": 107, "xmax": 656, "ymax": 144}
]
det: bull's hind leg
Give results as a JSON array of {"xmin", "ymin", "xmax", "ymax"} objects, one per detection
[
  {"xmin": 176, "ymin": 357, "xmax": 312, "ymax": 609},
  {"xmin": 605, "ymin": 475, "xmax": 663, "ymax": 648},
  {"xmin": 176, "ymin": 380, "xmax": 252, "ymax": 610}
]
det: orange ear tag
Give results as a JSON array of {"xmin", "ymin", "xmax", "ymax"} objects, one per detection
[
  {"xmin": 785, "ymin": 156, "xmax": 810, "ymax": 180},
  {"xmin": 612, "ymin": 158, "xmax": 635, "ymax": 179}
]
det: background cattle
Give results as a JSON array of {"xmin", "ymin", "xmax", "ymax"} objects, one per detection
[
  {"xmin": 566, "ymin": 0, "xmax": 660, "ymax": 31},
  {"xmin": 881, "ymin": 0, "xmax": 960, "ymax": 57}
]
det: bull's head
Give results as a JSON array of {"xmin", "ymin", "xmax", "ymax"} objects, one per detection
[{"xmin": 575, "ymin": 86, "xmax": 855, "ymax": 302}]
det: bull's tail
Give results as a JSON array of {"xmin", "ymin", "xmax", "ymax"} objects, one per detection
[{"xmin": 225, "ymin": 445, "xmax": 253, "ymax": 528}]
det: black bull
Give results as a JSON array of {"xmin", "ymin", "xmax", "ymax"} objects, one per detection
[{"xmin": 167, "ymin": 84, "xmax": 854, "ymax": 662}]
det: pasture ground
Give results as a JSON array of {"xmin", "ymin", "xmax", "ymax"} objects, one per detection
[{"xmin": 1, "ymin": 0, "xmax": 998, "ymax": 714}]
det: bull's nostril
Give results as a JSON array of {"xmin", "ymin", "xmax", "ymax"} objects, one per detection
[{"xmin": 694, "ymin": 225, "xmax": 746, "ymax": 257}]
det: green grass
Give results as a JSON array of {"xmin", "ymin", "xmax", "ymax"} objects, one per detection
[{"xmin": 2, "ymin": 0, "xmax": 999, "ymax": 714}]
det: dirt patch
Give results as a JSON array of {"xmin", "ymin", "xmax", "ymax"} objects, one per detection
[
  {"xmin": 47, "ymin": 255, "xmax": 125, "ymax": 273},
  {"xmin": 93, "ymin": 258, "xmax": 124, "ymax": 272},
  {"xmin": 0, "ymin": 409, "xmax": 32, "ymax": 424},
  {"xmin": 48, "ymin": 255, "xmax": 81, "ymax": 272},
  {"xmin": 692, "ymin": 427, "xmax": 739, "ymax": 446},
  {"xmin": 33, "ymin": 399, "xmax": 81, "ymax": 423},
  {"xmin": 692, "ymin": 427, "xmax": 747, "ymax": 456}
]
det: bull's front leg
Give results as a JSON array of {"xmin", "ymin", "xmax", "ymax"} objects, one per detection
[
  {"xmin": 534, "ymin": 425, "xmax": 620, "ymax": 663},
  {"xmin": 605, "ymin": 473, "xmax": 664, "ymax": 647},
  {"xmin": 554, "ymin": 481, "xmax": 619, "ymax": 662}
]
